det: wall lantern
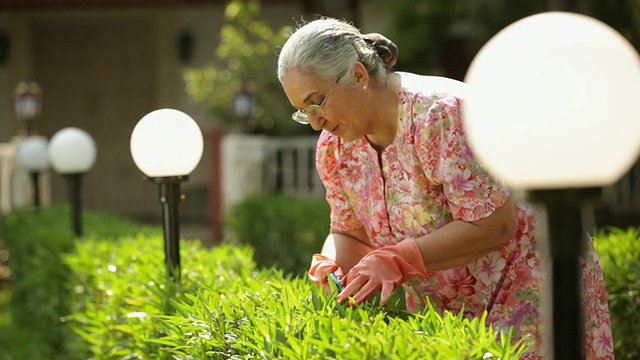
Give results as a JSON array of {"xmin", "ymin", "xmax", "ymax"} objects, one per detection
[
  {"xmin": 13, "ymin": 81, "xmax": 43, "ymax": 135},
  {"xmin": 232, "ymin": 89, "xmax": 255, "ymax": 121},
  {"xmin": 130, "ymin": 108, "xmax": 204, "ymax": 281},
  {"xmin": 177, "ymin": 30, "xmax": 195, "ymax": 63},
  {"xmin": 231, "ymin": 83, "xmax": 256, "ymax": 133},
  {"xmin": 0, "ymin": 31, "xmax": 10, "ymax": 65},
  {"xmin": 48, "ymin": 127, "xmax": 97, "ymax": 237},
  {"xmin": 15, "ymin": 135, "xmax": 49, "ymax": 209},
  {"xmin": 464, "ymin": 12, "xmax": 640, "ymax": 359}
]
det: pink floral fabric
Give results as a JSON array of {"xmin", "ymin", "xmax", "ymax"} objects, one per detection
[{"xmin": 315, "ymin": 73, "xmax": 614, "ymax": 359}]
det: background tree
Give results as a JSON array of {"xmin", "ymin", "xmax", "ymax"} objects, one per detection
[
  {"xmin": 184, "ymin": 0, "xmax": 312, "ymax": 135},
  {"xmin": 375, "ymin": 0, "xmax": 639, "ymax": 80},
  {"xmin": 590, "ymin": 0, "xmax": 640, "ymax": 50}
]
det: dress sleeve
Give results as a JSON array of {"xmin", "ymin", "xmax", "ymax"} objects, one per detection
[
  {"xmin": 315, "ymin": 131, "xmax": 363, "ymax": 231},
  {"xmin": 413, "ymin": 96, "xmax": 511, "ymax": 222}
]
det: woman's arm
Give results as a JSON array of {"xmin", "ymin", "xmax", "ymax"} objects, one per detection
[
  {"xmin": 325, "ymin": 198, "xmax": 517, "ymax": 277},
  {"xmin": 417, "ymin": 197, "xmax": 518, "ymax": 272},
  {"xmin": 321, "ymin": 226, "xmax": 375, "ymax": 273},
  {"xmin": 338, "ymin": 198, "xmax": 518, "ymax": 304}
]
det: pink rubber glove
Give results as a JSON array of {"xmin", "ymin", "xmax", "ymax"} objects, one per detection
[
  {"xmin": 338, "ymin": 238, "xmax": 427, "ymax": 304},
  {"xmin": 308, "ymin": 254, "xmax": 345, "ymax": 294}
]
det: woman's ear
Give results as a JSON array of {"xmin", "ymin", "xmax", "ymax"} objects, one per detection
[{"xmin": 353, "ymin": 61, "xmax": 370, "ymax": 88}]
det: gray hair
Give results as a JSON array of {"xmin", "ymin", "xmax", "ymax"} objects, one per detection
[{"xmin": 277, "ymin": 18, "xmax": 398, "ymax": 87}]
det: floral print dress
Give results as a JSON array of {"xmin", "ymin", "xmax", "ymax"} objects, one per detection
[{"xmin": 315, "ymin": 72, "xmax": 614, "ymax": 359}]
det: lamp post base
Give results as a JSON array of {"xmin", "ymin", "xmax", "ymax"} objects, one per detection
[
  {"xmin": 64, "ymin": 173, "xmax": 84, "ymax": 237},
  {"xmin": 29, "ymin": 171, "xmax": 41, "ymax": 210},
  {"xmin": 527, "ymin": 187, "xmax": 600, "ymax": 360},
  {"xmin": 147, "ymin": 175, "xmax": 187, "ymax": 282}
]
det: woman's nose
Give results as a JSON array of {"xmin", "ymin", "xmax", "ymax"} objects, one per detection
[{"xmin": 309, "ymin": 115, "xmax": 325, "ymax": 131}]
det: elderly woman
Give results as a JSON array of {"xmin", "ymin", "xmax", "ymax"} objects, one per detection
[{"xmin": 276, "ymin": 17, "xmax": 613, "ymax": 359}]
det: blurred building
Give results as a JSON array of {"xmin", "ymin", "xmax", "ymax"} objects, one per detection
[
  {"xmin": 0, "ymin": 0, "xmax": 388, "ymax": 235},
  {"xmin": 0, "ymin": 0, "xmax": 636, "ymax": 241}
]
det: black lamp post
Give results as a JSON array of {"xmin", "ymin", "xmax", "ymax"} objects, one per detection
[
  {"xmin": 526, "ymin": 188, "xmax": 600, "ymax": 357},
  {"xmin": 177, "ymin": 30, "xmax": 195, "ymax": 63},
  {"xmin": 130, "ymin": 108, "xmax": 204, "ymax": 281},
  {"xmin": 463, "ymin": 12, "xmax": 640, "ymax": 359},
  {"xmin": 151, "ymin": 175, "xmax": 187, "ymax": 280},
  {"xmin": 48, "ymin": 127, "xmax": 97, "ymax": 237},
  {"xmin": 15, "ymin": 136, "xmax": 49, "ymax": 209}
]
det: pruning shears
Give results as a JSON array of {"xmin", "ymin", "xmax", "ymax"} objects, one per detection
[{"xmin": 328, "ymin": 272, "xmax": 344, "ymax": 291}]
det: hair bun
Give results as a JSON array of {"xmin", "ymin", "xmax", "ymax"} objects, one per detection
[{"xmin": 362, "ymin": 33, "xmax": 399, "ymax": 69}]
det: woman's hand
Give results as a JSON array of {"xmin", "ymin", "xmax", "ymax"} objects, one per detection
[
  {"xmin": 338, "ymin": 238, "xmax": 427, "ymax": 304},
  {"xmin": 309, "ymin": 227, "xmax": 375, "ymax": 294},
  {"xmin": 308, "ymin": 254, "xmax": 344, "ymax": 294}
]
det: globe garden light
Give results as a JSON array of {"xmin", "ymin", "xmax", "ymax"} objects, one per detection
[
  {"xmin": 463, "ymin": 12, "xmax": 640, "ymax": 359},
  {"xmin": 48, "ymin": 127, "xmax": 97, "ymax": 237},
  {"xmin": 13, "ymin": 81, "xmax": 43, "ymax": 135},
  {"xmin": 15, "ymin": 135, "xmax": 49, "ymax": 208},
  {"xmin": 48, "ymin": 127, "xmax": 97, "ymax": 174},
  {"xmin": 130, "ymin": 108, "xmax": 204, "ymax": 281},
  {"xmin": 464, "ymin": 12, "xmax": 640, "ymax": 189}
]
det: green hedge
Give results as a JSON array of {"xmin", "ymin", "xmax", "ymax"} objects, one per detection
[
  {"xmin": 0, "ymin": 204, "xmax": 157, "ymax": 359},
  {"xmin": 1, "ymin": 204, "xmax": 529, "ymax": 359},
  {"xmin": 62, "ymin": 234, "xmax": 527, "ymax": 359},
  {"xmin": 594, "ymin": 227, "xmax": 640, "ymax": 359},
  {"xmin": 224, "ymin": 195, "xmax": 640, "ymax": 357},
  {"xmin": 223, "ymin": 194, "xmax": 330, "ymax": 276}
]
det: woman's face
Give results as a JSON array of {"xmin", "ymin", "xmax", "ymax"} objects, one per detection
[{"xmin": 281, "ymin": 69, "xmax": 368, "ymax": 142}]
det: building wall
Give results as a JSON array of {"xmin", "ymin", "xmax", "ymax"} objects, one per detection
[
  {"xmin": 0, "ymin": 1, "xmax": 389, "ymax": 224},
  {"xmin": 0, "ymin": 5, "xmax": 278, "ymax": 221}
]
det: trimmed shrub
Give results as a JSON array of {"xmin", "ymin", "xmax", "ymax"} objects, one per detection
[
  {"xmin": 0, "ymin": 204, "xmax": 157, "ymax": 358},
  {"xmin": 2, "ymin": 204, "xmax": 529, "ymax": 359},
  {"xmin": 223, "ymin": 194, "xmax": 330, "ymax": 276},
  {"xmin": 594, "ymin": 227, "xmax": 640, "ymax": 359},
  {"xmin": 62, "ymin": 235, "xmax": 258, "ymax": 359},
  {"xmin": 61, "ymin": 232, "xmax": 528, "ymax": 359}
]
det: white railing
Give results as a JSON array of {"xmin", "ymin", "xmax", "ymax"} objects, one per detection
[
  {"xmin": 220, "ymin": 134, "xmax": 323, "ymax": 212},
  {"xmin": 263, "ymin": 136, "xmax": 324, "ymax": 197}
]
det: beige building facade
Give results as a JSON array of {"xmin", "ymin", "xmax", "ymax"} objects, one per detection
[{"xmin": 0, "ymin": 0, "xmax": 388, "ymax": 239}]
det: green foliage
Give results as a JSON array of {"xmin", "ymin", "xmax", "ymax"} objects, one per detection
[
  {"xmin": 375, "ymin": 0, "xmax": 640, "ymax": 79},
  {"xmin": 158, "ymin": 283, "xmax": 528, "ymax": 360},
  {"xmin": 374, "ymin": 0, "xmax": 470, "ymax": 75},
  {"xmin": 590, "ymin": 0, "xmax": 640, "ymax": 51},
  {"xmin": 222, "ymin": 194, "xmax": 330, "ymax": 276},
  {"xmin": 594, "ymin": 227, "xmax": 640, "ymax": 359},
  {"xmin": 375, "ymin": 0, "xmax": 547, "ymax": 78},
  {"xmin": 0, "ymin": 204, "xmax": 157, "ymax": 359},
  {"xmin": 2, "ymin": 201, "xmax": 529, "ymax": 359},
  {"xmin": 62, "ymin": 235, "xmax": 257, "ymax": 359},
  {"xmin": 62, "ymin": 232, "xmax": 527, "ymax": 359},
  {"xmin": 184, "ymin": 0, "xmax": 305, "ymax": 135}
]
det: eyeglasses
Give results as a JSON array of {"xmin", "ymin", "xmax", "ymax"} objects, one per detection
[{"xmin": 291, "ymin": 80, "xmax": 339, "ymax": 125}]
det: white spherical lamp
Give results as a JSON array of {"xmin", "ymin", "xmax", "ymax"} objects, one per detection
[
  {"xmin": 47, "ymin": 127, "xmax": 96, "ymax": 236},
  {"xmin": 463, "ymin": 11, "xmax": 640, "ymax": 189},
  {"xmin": 48, "ymin": 127, "xmax": 97, "ymax": 174},
  {"xmin": 15, "ymin": 135, "xmax": 49, "ymax": 209},
  {"xmin": 16, "ymin": 136, "xmax": 49, "ymax": 172},
  {"xmin": 130, "ymin": 108, "xmax": 203, "ymax": 178},
  {"xmin": 129, "ymin": 108, "xmax": 204, "ymax": 281},
  {"xmin": 463, "ymin": 12, "xmax": 640, "ymax": 359}
]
